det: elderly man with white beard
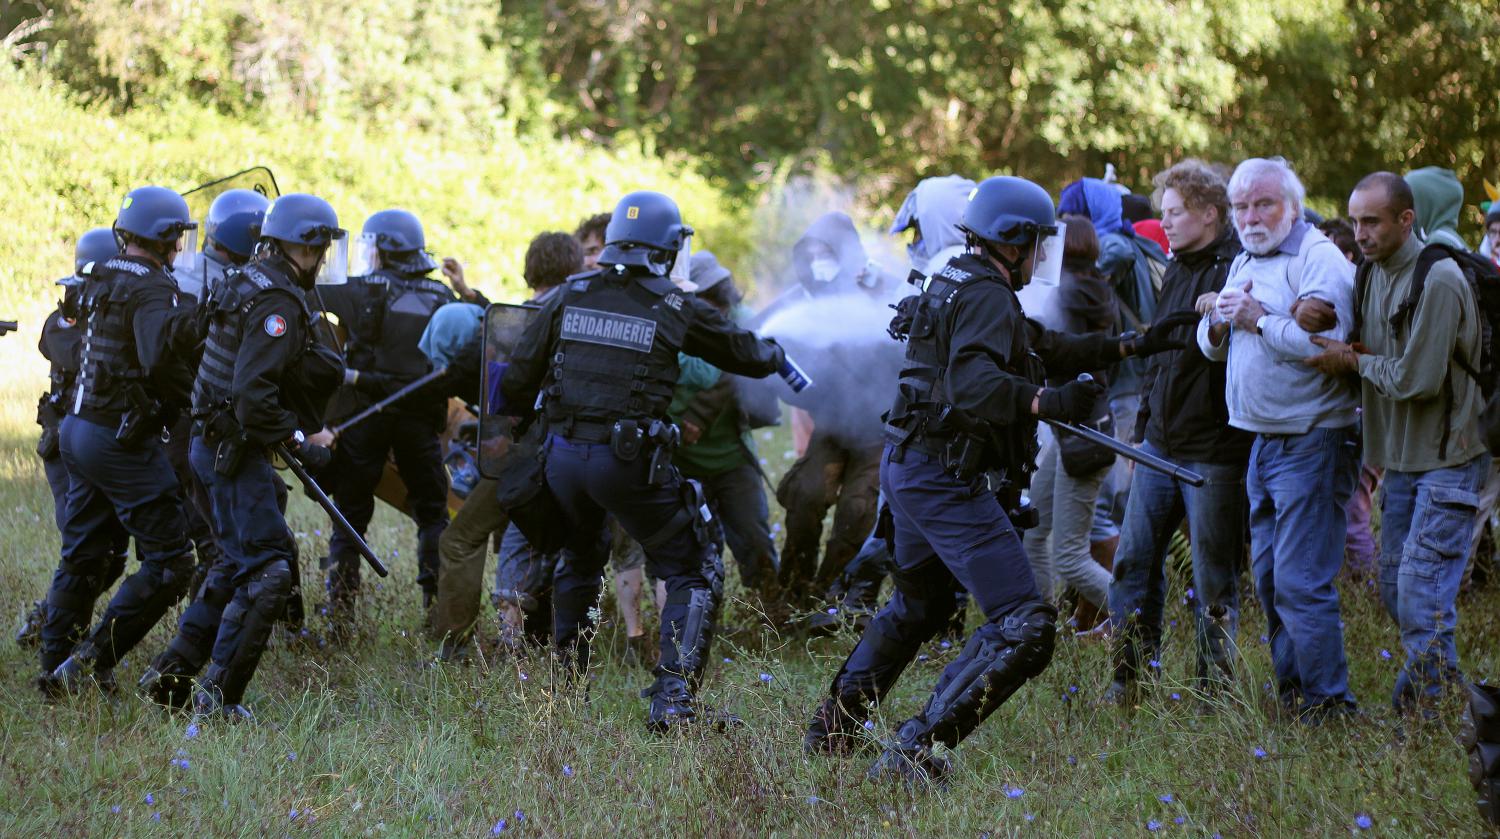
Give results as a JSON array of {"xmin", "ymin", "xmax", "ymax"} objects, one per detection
[{"xmin": 1195, "ymin": 157, "xmax": 1361, "ymax": 721}]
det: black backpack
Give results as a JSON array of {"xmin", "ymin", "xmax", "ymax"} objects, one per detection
[{"xmin": 1354, "ymin": 242, "xmax": 1500, "ymax": 456}]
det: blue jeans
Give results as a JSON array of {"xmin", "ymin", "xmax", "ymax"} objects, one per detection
[
  {"xmin": 1109, "ymin": 441, "xmax": 1246, "ymax": 681},
  {"xmin": 1246, "ymin": 426, "xmax": 1359, "ymax": 710},
  {"xmin": 1378, "ymin": 454, "xmax": 1489, "ymax": 709}
]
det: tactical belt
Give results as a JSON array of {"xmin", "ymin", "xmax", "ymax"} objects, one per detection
[
  {"xmin": 74, "ymin": 406, "xmax": 126, "ymax": 427},
  {"xmin": 550, "ymin": 419, "xmax": 615, "ymax": 444}
]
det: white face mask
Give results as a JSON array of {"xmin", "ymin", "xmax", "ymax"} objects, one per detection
[{"xmin": 809, "ymin": 257, "xmax": 840, "ymax": 284}]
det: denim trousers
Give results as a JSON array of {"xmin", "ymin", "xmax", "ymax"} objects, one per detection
[
  {"xmin": 1246, "ymin": 425, "xmax": 1359, "ymax": 710},
  {"xmin": 1109, "ymin": 440, "xmax": 1247, "ymax": 681},
  {"xmin": 1379, "ymin": 453, "xmax": 1489, "ymax": 709}
]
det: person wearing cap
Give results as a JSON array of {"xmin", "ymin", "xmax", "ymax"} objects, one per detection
[
  {"xmin": 666, "ymin": 250, "xmax": 780, "ymax": 600},
  {"xmin": 38, "ymin": 187, "xmax": 205, "ymax": 697}
]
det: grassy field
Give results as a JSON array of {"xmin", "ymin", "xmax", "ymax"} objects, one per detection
[{"xmin": 0, "ymin": 318, "xmax": 1495, "ymax": 838}]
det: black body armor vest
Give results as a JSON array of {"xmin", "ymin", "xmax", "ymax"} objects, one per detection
[
  {"xmin": 71, "ymin": 256, "xmax": 175, "ymax": 418},
  {"xmin": 543, "ymin": 271, "xmax": 691, "ymax": 429},
  {"xmin": 885, "ymin": 256, "xmax": 1042, "ymax": 482},
  {"xmin": 192, "ymin": 259, "xmax": 317, "ymax": 423},
  {"xmin": 346, "ymin": 270, "xmax": 455, "ymax": 379}
]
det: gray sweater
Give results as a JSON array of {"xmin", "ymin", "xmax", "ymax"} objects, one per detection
[{"xmin": 1196, "ymin": 221, "xmax": 1359, "ymax": 434}]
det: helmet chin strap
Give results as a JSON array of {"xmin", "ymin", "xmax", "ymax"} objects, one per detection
[
  {"xmin": 972, "ymin": 235, "xmax": 1027, "ymax": 285},
  {"xmin": 266, "ymin": 240, "xmax": 319, "ymax": 288}
]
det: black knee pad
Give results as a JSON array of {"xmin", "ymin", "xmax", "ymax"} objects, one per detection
[{"xmin": 1464, "ymin": 684, "xmax": 1500, "ymax": 826}]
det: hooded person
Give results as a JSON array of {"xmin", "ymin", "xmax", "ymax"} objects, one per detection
[
  {"xmin": 805, "ymin": 175, "xmax": 982, "ymax": 635},
  {"xmin": 890, "ymin": 175, "xmax": 977, "ymax": 274},
  {"xmin": 1405, "ymin": 166, "xmax": 1469, "ymax": 251},
  {"xmin": 1057, "ymin": 176, "xmax": 1169, "ymax": 536},
  {"xmin": 763, "ymin": 214, "xmax": 902, "ymax": 612}
]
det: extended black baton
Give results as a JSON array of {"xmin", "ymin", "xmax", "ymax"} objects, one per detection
[
  {"xmin": 1044, "ymin": 418, "xmax": 1206, "ymax": 487},
  {"xmin": 331, "ymin": 365, "xmax": 449, "ymax": 438},
  {"xmin": 1044, "ymin": 373, "xmax": 1206, "ymax": 487},
  {"xmin": 274, "ymin": 443, "xmax": 390, "ymax": 577},
  {"xmin": 0, "ymin": 320, "xmax": 17, "ymax": 336}
]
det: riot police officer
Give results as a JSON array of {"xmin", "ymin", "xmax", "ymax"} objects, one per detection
[
  {"xmin": 320, "ymin": 209, "xmax": 480, "ymax": 615},
  {"xmin": 499, "ymin": 191, "xmax": 788, "ymax": 730},
  {"xmin": 16, "ymin": 229, "xmax": 127, "ymax": 648},
  {"xmin": 177, "ymin": 188, "xmax": 271, "ymax": 301},
  {"xmin": 185, "ymin": 193, "xmax": 345, "ymax": 719},
  {"xmin": 41, "ymin": 187, "xmax": 203, "ymax": 695},
  {"xmin": 170, "ymin": 189, "xmax": 271, "ymax": 603},
  {"xmin": 801, "ymin": 176, "xmax": 1197, "ymax": 783}
]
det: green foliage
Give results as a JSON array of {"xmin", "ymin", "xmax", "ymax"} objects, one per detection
[{"xmin": 0, "ymin": 63, "xmax": 749, "ymax": 315}]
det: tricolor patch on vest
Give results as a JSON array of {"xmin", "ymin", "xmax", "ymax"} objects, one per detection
[
  {"xmin": 560, "ymin": 306, "xmax": 656, "ymax": 352},
  {"xmin": 264, "ymin": 314, "xmax": 288, "ymax": 337}
]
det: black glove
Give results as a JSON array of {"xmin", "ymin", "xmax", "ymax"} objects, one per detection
[
  {"xmin": 1123, "ymin": 309, "xmax": 1201, "ymax": 357},
  {"xmin": 295, "ymin": 440, "xmax": 333, "ymax": 470},
  {"xmin": 351, "ymin": 369, "xmax": 401, "ymax": 398},
  {"xmin": 1037, "ymin": 378, "xmax": 1105, "ymax": 423}
]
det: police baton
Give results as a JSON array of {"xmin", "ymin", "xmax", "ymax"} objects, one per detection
[
  {"xmin": 273, "ymin": 443, "xmax": 390, "ymax": 577},
  {"xmin": 1043, "ymin": 374, "xmax": 1206, "ymax": 488},
  {"xmin": 0, "ymin": 320, "xmax": 17, "ymax": 336},
  {"xmin": 330, "ymin": 365, "xmax": 449, "ymax": 438}
]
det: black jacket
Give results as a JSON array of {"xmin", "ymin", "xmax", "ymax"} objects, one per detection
[{"xmin": 1138, "ymin": 228, "xmax": 1251, "ymax": 464}]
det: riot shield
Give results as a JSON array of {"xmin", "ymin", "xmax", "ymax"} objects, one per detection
[
  {"xmin": 478, "ymin": 302, "xmax": 539, "ymax": 479},
  {"xmin": 179, "ymin": 166, "xmax": 281, "ymax": 222}
]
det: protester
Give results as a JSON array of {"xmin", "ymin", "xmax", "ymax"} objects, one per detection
[
  {"xmin": 1196, "ymin": 157, "xmax": 1359, "ymax": 720},
  {"xmin": 1106, "ymin": 159, "xmax": 1248, "ymax": 702},
  {"xmin": 1306, "ymin": 171, "xmax": 1488, "ymax": 713}
]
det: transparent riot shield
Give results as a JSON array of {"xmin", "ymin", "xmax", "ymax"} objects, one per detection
[
  {"xmin": 179, "ymin": 166, "xmax": 281, "ymax": 223},
  {"xmin": 478, "ymin": 302, "xmax": 539, "ymax": 479}
]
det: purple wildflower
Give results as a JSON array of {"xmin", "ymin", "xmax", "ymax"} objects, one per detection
[
  {"xmin": 1380, "ymin": 649, "xmax": 1392, "ymax": 660},
  {"xmin": 184, "ymin": 724, "xmax": 199, "ymax": 740},
  {"xmin": 491, "ymin": 818, "xmax": 508, "ymax": 834},
  {"xmin": 144, "ymin": 793, "xmax": 155, "ymax": 805},
  {"xmin": 514, "ymin": 810, "xmax": 525, "ymax": 822},
  {"xmin": 759, "ymin": 673, "xmax": 773, "ymax": 683},
  {"xmin": 562, "ymin": 765, "xmax": 574, "ymax": 777},
  {"xmin": 287, "ymin": 752, "xmax": 297, "ymax": 761},
  {"xmin": 1174, "ymin": 817, "xmax": 1185, "ymax": 825},
  {"xmin": 1159, "ymin": 793, "xmax": 1174, "ymax": 803},
  {"xmin": 1354, "ymin": 813, "xmax": 1373, "ymax": 830},
  {"xmin": 110, "ymin": 805, "xmax": 121, "ymax": 814},
  {"xmin": 1005, "ymin": 786, "xmax": 1024, "ymax": 799},
  {"xmin": 1253, "ymin": 747, "xmax": 1267, "ymax": 759},
  {"xmin": 290, "ymin": 809, "xmax": 299, "ymax": 820},
  {"xmin": 1147, "ymin": 820, "xmax": 1162, "ymax": 832}
]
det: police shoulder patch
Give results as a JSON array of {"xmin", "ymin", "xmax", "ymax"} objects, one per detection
[{"xmin": 264, "ymin": 313, "xmax": 288, "ymax": 338}]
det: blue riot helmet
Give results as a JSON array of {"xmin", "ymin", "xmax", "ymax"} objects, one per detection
[
  {"xmin": 261, "ymin": 193, "xmax": 348, "ymax": 286},
  {"xmin": 73, "ymin": 227, "xmax": 119, "ymax": 274},
  {"xmin": 960, "ymin": 175, "xmax": 1066, "ymax": 287},
  {"xmin": 596, "ymin": 191, "xmax": 694, "ymax": 284},
  {"xmin": 114, "ymin": 186, "xmax": 198, "ymax": 270},
  {"xmin": 60, "ymin": 227, "xmax": 119, "ymax": 317},
  {"xmin": 205, "ymin": 188, "xmax": 270, "ymax": 263},
  {"xmin": 351, "ymin": 208, "xmax": 439, "ymax": 275}
]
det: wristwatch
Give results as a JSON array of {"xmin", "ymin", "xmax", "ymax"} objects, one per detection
[
  {"xmin": 290, "ymin": 429, "xmax": 306, "ymax": 448},
  {"xmin": 1254, "ymin": 314, "xmax": 1270, "ymax": 335}
]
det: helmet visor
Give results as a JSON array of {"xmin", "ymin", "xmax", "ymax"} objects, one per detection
[
  {"xmin": 171, "ymin": 228, "xmax": 199, "ymax": 276},
  {"xmin": 316, "ymin": 236, "xmax": 350, "ymax": 285},
  {"xmin": 668, "ymin": 234, "xmax": 698, "ymax": 292},
  {"xmin": 349, "ymin": 232, "xmax": 380, "ymax": 277},
  {"xmin": 1029, "ymin": 221, "xmax": 1066, "ymax": 288}
]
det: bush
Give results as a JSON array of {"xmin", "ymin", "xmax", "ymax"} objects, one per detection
[{"xmin": 0, "ymin": 63, "xmax": 751, "ymax": 315}]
